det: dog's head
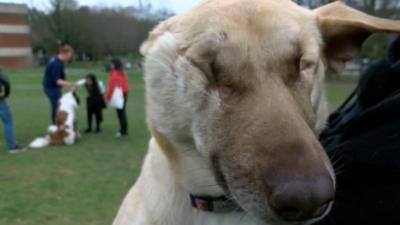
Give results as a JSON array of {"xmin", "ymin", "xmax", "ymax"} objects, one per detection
[
  {"xmin": 142, "ymin": 1, "xmax": 400, "ymax": 224},
  {"xmin": 59, "ymin": 92, "xmax": 80, "ymax": 111},
  {"xmin": 55, "ymin": 111, "xmax": 69, "ymax": 127}
]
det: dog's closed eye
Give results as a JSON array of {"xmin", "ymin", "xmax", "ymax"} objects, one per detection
[
  {"xmin": 300, "ymin": 59, "xmax": 317, "ymax": 75},
  {"xmin": 299, "ymin": 58, "xmax": 318, "ymax": 84}
]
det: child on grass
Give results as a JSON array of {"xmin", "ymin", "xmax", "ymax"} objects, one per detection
[{"xmin": 77, "ymin": 74, "xmax": 106, "ymax": 133}]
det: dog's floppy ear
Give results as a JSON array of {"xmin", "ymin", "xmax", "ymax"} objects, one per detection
[
  {"xmin": 140, "ymin": 16, "xmax": 178, "ymax": 56},
  {"xmin": 72, "ymin": 92, "xmax": 80, "ymax": 105},
  {"xmin": 56, "ymin": 111, "xmax": 68, "ymax": 127},
  {"xmin": 314, "ymin": 1, "xmax": 400, "ymax": 73}
]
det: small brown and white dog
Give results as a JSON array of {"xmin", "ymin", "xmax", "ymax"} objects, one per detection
[
  {"xmin": 113, "ymin": 1, "xmax": 400, "ymax": 225},
  {"xmin": 30, "ymin": 92, "xmax": 80, "ymax": 148}
]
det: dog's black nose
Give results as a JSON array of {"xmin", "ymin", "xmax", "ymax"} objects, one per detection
[{"xmin": 269, "ymin": 176, "xmax": 334, "ymax": 221}]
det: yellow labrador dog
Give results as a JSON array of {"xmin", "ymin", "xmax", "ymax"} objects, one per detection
[{"xmin": 113, "ymin": 1, "xmax": 400, "ymax": 225}]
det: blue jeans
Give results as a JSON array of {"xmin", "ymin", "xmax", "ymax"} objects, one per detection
[
  {"xmin": 0, "ymin": 100, "xmax": 17, "ymax": 150},
  {"xmin": 44, "ymin": 87, "xmax": 61, "ymax": 124}
]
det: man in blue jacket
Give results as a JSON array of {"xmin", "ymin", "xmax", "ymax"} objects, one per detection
[{"xmin": 43, "ymin": 45, "xmax": 76, "ymax": 124}]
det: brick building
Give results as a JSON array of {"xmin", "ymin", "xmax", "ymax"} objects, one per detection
[{"xmin": 0, "ymin": 3, "xmax": 33, "ymax": 68}]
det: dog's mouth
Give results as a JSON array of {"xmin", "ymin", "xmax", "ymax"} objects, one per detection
[{"xmin": 209, "ymin": 154, "xmax": 333, "ymax": 225}]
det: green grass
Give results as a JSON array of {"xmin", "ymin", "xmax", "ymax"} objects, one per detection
[
  {"xmin": 0, "ymin": 65, "xmax": 149, "ymax": 225},
  {"xmin": 326, "ymin": 80, "xmax": 357, "ymax": 109},
  {"xmin": 0, "ymin": 65, "xmax": 356, "ymax": 225}
]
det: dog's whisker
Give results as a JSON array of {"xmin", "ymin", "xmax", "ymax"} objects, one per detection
[
  {"xmin": 333, "ymin": 161, "xmax": 350, "ymax": 176},
  {"xmin": 330, "ymin": 154, "xmax": 345, "ymax": 168},
  {"xmin": 233, "ymin": 210, "xmax": 248, "ymax": 225}
]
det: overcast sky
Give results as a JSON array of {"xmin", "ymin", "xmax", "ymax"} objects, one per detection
[{"xmin": 1, "ymin": 0, "xmax": 201, "ymax": 14}]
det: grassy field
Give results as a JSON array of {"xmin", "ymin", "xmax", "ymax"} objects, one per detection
[
  {"xmin": 0, "ymin": 66, "xmax": 149, "ymax": 225},
  {"xmin": 0, "ymin": 65, "xmax": 356, "ymax": 225}
]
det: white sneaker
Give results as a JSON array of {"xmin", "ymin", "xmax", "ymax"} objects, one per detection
[
  {"xmin": 9, "ymin": 147, "xmax": 27, "ymax": 154},
  {"xmin": 114, "ymin": 132, "xmax": 122, "ymax": 138}
]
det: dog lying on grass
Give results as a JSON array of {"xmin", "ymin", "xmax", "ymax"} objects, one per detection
[
  {"xmin": 113, "ymin": 1, "xmax": 400, "ymax": 225},
  {"xmin": 29, "ymin": 92, "xmax": 80, "ymax": 148}
]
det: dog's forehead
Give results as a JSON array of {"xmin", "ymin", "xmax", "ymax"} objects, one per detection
[
  {"xmin": 168, "ymin": 0, "xmax": 323, "ymax": 84},
  {"xmin": 188, "ymin": 0, "xmax": 320, "ymax": 58},
  {"xmin": 214, "ymin": 18, "xmax": 320, "ymax": 75}
]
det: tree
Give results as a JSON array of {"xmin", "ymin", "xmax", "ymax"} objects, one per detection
[{"xmin": 28, "ymin": 1, "xmax": 170, "ymax": 59}]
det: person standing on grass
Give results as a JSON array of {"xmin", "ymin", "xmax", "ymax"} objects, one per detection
[
  {"xmin": 105, "ymin": 58, "xmax": 129, "ymax": 137},
  {"xmin": 42, "ymin": 45, "xmax": 76, "ymax": 124},
  {"xmin": 0, "ymin": 69, "xmax": 23, "ymax": 154},
  {"xmin": 77, "ymin": 74, "xmax": 106, "ymax": 133}
]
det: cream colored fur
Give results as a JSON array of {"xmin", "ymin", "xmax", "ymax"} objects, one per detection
[{"xmin": 113, "ymin": 0, "xmax": 400, "ymax": 225}]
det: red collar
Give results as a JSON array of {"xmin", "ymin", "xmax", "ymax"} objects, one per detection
[{"xmin": 190, "ymin": 194, "xmax": 241, "ymax": 213}]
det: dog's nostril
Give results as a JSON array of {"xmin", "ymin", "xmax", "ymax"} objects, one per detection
[
  {"xmin": 270, "ymin": 193, "xmax": 309, "ymax": 221},
  {"xmin": 311, "ymin": 202, "xmax": 330, "ymax": 218},
  {"xmin": 269, "ymin": 176, "xmax": 334, "ymax": 221},
  {"xmin": 275, "ymin": 206, "xmax": 303, "ymax": 221},
  {"xmin": 271, "ymin": 196, "xmax": 331, "ymax": 222}
]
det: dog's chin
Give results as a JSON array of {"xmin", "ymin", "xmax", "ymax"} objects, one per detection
[
  {"xmin": 234, "ymin": 198, "xmax": 332, "ymax": 225},
  {"xmin": 251, "ymin": 214, "xmax": 326, "ymax": 225}
]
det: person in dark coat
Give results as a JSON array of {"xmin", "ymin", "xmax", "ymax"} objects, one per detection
[
  {"xmin": 316, "ymin": 35, "xmax": 400, "ymax": 225},
  {"xmin": 78, "ymin": 74, "xmax": 106, "ymax": 133},
  {"xmin": 42, "ymin": 45, "xmax": 76, "ymax": 124}
]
